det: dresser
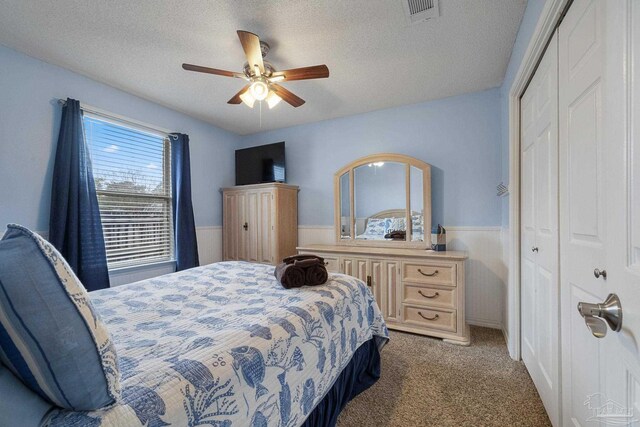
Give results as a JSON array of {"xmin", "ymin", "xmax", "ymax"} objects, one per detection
[
  {"xmin": 297, "ymin": 244, "xmax": 470, "ymax": 345},
  {"xmin": 222, "ymin": 183, "xmax": 298, "ymax": 265}
]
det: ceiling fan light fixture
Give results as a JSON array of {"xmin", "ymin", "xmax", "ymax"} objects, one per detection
[
  {"xmin": 182, "ymin": 30, "xmax": 328, "ymax": 108},
  {"xmin": 250, "ymin": 80, "xmax": 269, "ymax": 101},
  {"xmin": 266, "ymin": 91, "xmax": 282, "ymax": 109},
  {"xmin": 239, "ymin": 91, "xmax": 256, "ymax": 108}
]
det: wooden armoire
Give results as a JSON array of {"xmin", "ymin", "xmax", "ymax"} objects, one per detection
[{"xmin": 221, "ymin": 183, "xmax": 298, "ymax": 265}]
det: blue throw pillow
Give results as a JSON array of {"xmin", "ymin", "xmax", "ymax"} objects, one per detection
[{"xmin": 0, "ymin": 224, "xmax": 120, "ymax": 410}]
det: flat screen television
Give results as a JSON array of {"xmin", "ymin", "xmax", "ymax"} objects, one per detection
[{"xmin": 235, "ymin": 142, "xmax": 286, "ymax": 185}]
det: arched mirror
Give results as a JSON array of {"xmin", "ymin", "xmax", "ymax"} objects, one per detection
[{"xmin": 334, "ymin": 153, "xmax": 431, "ymax": 248}]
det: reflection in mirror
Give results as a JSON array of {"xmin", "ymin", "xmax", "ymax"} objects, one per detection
[
  {"xmin": 339, "ymin": 172, "xmax": 351, "ymax": 239},
  {"xmin": 354, "ymin": 162, "xmax": 406, "ymax": 241},
  {"xmin": 410, "ymin": 166, "xmax": 425, "ymax": 241}
]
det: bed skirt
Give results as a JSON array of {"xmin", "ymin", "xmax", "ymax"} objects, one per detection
[{"xmin": 302, "ymin": 338, "xmax": 382, "ymax": 427}]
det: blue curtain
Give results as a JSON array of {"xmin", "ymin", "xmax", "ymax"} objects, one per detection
[
  {"xmin": 170, "ymin": 133, "xmax": 199, "ymax": 271},
  {"xmin": 49, "ymin": 98, "xmax": 110, "ymax": 291}
]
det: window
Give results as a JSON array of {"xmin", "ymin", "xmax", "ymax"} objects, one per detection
[{"xmin": 83, "ymin": 113, "xmax": 173, "ymax": 269}]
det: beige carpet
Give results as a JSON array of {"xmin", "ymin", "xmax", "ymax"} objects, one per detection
[{"xmin": 337, "ymin": 327, "xmax": 551, "ymax": 427}]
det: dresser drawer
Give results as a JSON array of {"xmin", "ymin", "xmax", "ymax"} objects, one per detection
[
  {"xmin": 403, "ymin": 306, "xmax": 457, "ymax": 332},
  {"xmin": 402, "ymin": 262, "xmax": 456, "ymax": 286},
  {"xmin": 403, "ymin": 284, "xmax": 456, "ymax": 309}
]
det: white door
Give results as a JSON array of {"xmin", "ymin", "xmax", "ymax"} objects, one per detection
[
  {"xmin": 560, "ymin": 1, "xmax": 640, "ymax": 425},
  {"xmin": 520, "ymin": 31, "xmax": 560, "ymax": 426},
  {"xmin": 601, "ymin": 0, "xmax": 640, "ymax": 423}
]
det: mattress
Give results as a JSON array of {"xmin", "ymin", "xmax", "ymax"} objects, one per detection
[{"xmin": 43, "ymin": 261, "xmax": 389, "ymax": 426}]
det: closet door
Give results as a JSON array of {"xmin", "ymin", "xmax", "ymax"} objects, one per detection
[
  {"xmin": 559, "ymin": 0, "xmax": 607, "ymax": 424},
  {"xmin": 560, "ymin": 1, "xmax": 640, "ymax": 425},
  {"xmin": 520, "ymin": 32, "xmax": 560, "ymax": 426}
]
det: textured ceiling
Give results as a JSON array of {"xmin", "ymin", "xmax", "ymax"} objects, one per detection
[{"xmin": 0, "ymin": 0, "xmax": 526, "ymax": 135}]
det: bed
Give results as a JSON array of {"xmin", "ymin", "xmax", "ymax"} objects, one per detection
[
  {"xmin": 356, "ymin": 209, "xmax": 424, "ymax": 241},
  {"xmin": 37, "ymin": 261, "xmax": 388, "ymax": 426}
]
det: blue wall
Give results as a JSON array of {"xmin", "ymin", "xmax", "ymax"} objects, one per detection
[
  {"xmin": 0, "ymin": 45, "xmax": 239, "ymax": 232},
  {"xmin": 499, "ymin": 0, "xmax": 547, "ymax": 226},
  {"xmin": 2, "ymin": 2, "xmax": 543, "ymax": 234},
  {"xmin": 240, "ymin": 88, "xmax": 502, "ymax": 227}
]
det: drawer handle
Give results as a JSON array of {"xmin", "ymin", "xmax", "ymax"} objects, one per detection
[
  {"xmin": 418, "ymin": 268, "xmax": 439, "ymax": 277},
  {"xmin": 418, "ymin": 312, "xmax": 439, "ymax": 321},
  {"xmin": 418, "ymin": 290, "xmax": 439, "ymax": 299}
]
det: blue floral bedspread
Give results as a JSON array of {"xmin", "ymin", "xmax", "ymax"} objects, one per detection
[{"xmin": 44, "ymin": 261, "xmax": 389, "ymax": 427}]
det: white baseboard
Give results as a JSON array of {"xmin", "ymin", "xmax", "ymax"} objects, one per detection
[{"xmin": 467, "ymin": 318, "xmax": 502, "ymax": 330}]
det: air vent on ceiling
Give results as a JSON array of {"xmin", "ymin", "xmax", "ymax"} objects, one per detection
[{"xmin": 403, "ymin": 0, "xmax": 440, "ymax": 24}]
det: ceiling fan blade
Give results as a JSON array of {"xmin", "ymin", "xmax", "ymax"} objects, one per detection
[
  {"xmin": 182, "ymin": 63, "xmax": 245, "ymax": 79},
  {"xmin": 237, "ymin": 30, "xmax": 265, "ymax": 75},
  {"xmin": 270, "ymin": 65, "xmax": 329, "ymax": 82},
  {"xmin": 271, "ymin": 84, "xmax": 305, "ymax": 107},
  {"xmin": 228, "ymin": 85, "xmax": 251, "ymax": 104}
]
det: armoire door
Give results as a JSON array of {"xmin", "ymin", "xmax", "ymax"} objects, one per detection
[
  {"xmin": 223, "ymin": 192, "xmax": 240, "ymax": 260},
  {"xmin": 236, "ymin": 191, "xmax": 248, "ymax": 261},
  {"xmin": 520, "ymin": 31, "xmax": 560, "ymax": 426},
  {"xmin": 245, "ymin": 191, "xmax": 259, "ymax": 262},
  {"xmin": 257, "ymin": 190, "xmax": 274, "ymax": 264},
  {"xmin": 559, "ymin": 0, "xmax": 640, "ymax": 425}
]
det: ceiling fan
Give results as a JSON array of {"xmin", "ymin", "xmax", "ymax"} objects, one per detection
[{"xmin": 182, "ymin": 30, "xmax": 329, "ymax": 109}]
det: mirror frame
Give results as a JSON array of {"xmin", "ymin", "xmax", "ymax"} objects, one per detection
[{"xmin": 333, "ymin": 153, "xmax": 432, "ymax": 249}]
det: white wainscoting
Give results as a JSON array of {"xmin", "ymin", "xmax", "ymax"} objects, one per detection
[
  {"xmin": 197, "ymin": 226, "xmax": 223, "ymax": 266},
  {"xmin": 105, "ymin": 226, "xmax": 223, "ymax": 287},
  {"xmin": 447, "ymin": 227, "xmax": 507, "ymax": 329},
  {"xmin": 298, "ymin": 225, "xmax": 335, "ymax": 246},
  {"xmin": 500, "ymin": 225, "xmax": 514, "ymax": 355},
  {"xmin": 296, "ymin": 225, "xmax": 507, "ymax": 330}
]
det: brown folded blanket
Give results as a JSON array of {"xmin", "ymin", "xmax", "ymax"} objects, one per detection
[
  {"xmin": 305, "ymin": 263, "xmax": 328, "ymax": 286},
  {"xmin": 274, "ymin": 262, "xmax": 305, "ymax": 289},
  {"xmin": 276, "ymin": 254, "xmax": 328, "ymax": 288},
  {"xmin": 283, "ymin": 254, "xmax": 325, "ymax": 265}
]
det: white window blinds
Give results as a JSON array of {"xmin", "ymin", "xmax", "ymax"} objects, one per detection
[{"xmin": 83, "ymin": 113, "xmax": 174, "ymax": 269}]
